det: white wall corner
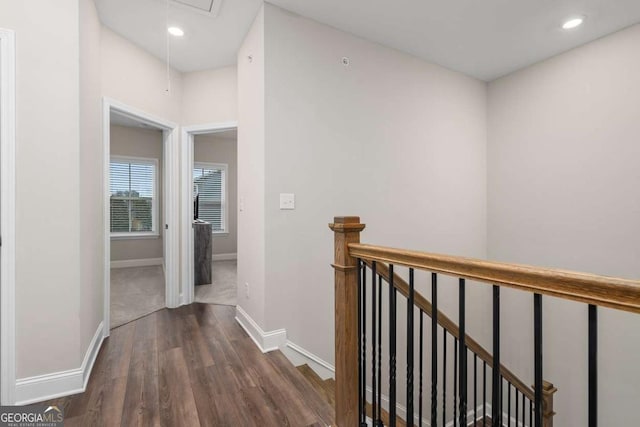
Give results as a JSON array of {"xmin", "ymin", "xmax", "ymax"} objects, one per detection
[
  {"xmin": 14, "ymin": 322, "xmax": 104, "ymax": 405},
  {"xmin": 280, "ymin": 341, "xmax": 335, "ymax": 380},
  {"xmin": 110, "ymin": 257, "xmax": 163, "ymax": 269},
  {"xmin": 235, "ymin": 305, "xmax": 286, "ymax": 353}
]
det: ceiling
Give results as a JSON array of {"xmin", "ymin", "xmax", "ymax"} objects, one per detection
[
  {"xmin": 96, "ymin": 0, "xmax": 640, "ymax": 81},
  {"xmin": 95, "ymin": 0, "xmax": 262, "ymax": 72}
]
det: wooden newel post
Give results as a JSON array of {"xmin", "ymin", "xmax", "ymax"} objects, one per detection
[
  {"xmin": 542, "ymin": 380, "xmax": 557, "ymax": 427},
  {"xmin": 329, "ymin": 216, "xmax": 366, "ymax": 427}
]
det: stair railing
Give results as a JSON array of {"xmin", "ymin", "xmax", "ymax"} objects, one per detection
[{"xmin": 330, "ymin": 216, "xmax": 640, "ymax": 427}]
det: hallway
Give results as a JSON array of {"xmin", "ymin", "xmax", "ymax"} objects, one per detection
[{"xmin": 42, "ymin": 304, "xmax": 333, "ymax": 426}]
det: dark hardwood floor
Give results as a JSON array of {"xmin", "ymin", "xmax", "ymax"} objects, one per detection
[{"xmin": 42, "ymin": 304, "xmax": 334, "ymax": 427}]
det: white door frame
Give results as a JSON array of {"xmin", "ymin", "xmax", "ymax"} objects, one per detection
[
  {"xmin": 0, "ymin": 27, "xmax": 16, "ymax": 405},
  {"xmin": 181, "ymin": 122, "xmax": 237, "ymax": 305},
  {"xmin": 103, "ymin": 98, "xmax": 181, "ymax": 336}
]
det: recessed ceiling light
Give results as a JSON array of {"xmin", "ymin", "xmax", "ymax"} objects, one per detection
[
  {"xmin": 168, "ymin": 27, "xmax": 184, "ymax": 37},
  {"xmin": 562, "ymin": 16, "xmax": 585, "ymax": 30}
]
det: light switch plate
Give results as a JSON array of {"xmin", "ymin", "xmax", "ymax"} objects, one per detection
[{"xmin": 280, "ymin": 193, "xmax": 295, "ymax": 210}]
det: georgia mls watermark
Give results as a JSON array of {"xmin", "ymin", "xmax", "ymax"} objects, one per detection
[{"xmin": 0, "ymin": 406, "xmax": 63, "ymax": 427}]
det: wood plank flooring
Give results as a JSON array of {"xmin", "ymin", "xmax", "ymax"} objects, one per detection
[{"xmin": 41, "ymin": 304, "xmax": 334, "ymax": 427}]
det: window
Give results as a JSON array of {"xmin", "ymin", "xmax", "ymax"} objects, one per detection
[
  {"xmin": 193, "ymin": 162, "xmax": 227, "ymax": 233},
  {"xmin": 110, "ymin": 156, "xmax": 158, "ymax": 236}
]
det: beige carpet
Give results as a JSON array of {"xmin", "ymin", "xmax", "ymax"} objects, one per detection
[
  {"xmin": 110, "ymin": 261, "xmax": 236, "ymax": 329},
  {"xmin": 110, "ymin": 265, "xmax": 165, "ymax": 329},
  {"xmin": 195, "ymin": 260, "xmax": 237, "ymax": 306}
]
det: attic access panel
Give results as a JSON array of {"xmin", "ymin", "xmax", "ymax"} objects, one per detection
[{"xmin": 168, "ymin": 0, "xmax": 223, "ymax": 17}]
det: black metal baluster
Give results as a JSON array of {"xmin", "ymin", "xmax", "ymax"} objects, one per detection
[
  {"xmin": 515, "ymin": 389, "xmax": 519, "ymax": 427},
  {"xmin": 431, "ymin": 273, "xmax": 438, "ymax": 427},
  {"xmin": 483, "ymin": 362, "xmax": 487, "ymax": 423},
  {"xmin": 454, "ymin": 338, "xmax": 458, "ymax": 427},
  {"xmin": 376, "ymin": 275, "xmax": 382, "ymax": 425},
  {"xmin": 500, "ymin": 377, "xmax": 504, "ymax": 426},
  {"xmin": 507, "ymin": 382, "xmax": 511, "ymax": 427},
  {"xmin": 357, "ymin": 259, "xmax": 364, "ymax": 425},
  {"xmin": 474, "ymin": 354, "xmax": 477, "ymax": 425},
  {"xmin": 389, "ymin": 265, "xmax": 397, "ymax": 426},
  {"xmin": 443, "ymin": 332, "xmax": 447, "ymax": 427},
  {"xmin": 492, "ymin": 285, "xmax": 501, "ymax": 427},
  {"xmin": 419, "ymin": 311, "xmax": 424, "ymax": 427},
  {"xmin": 407, "ymin": 268, "xmax": 415, "ymax": 425},
  {"xmin": 459, "ymin": 279, "xmax": 467, "ymax": 427},
  {"xmin": 361, "ymin": 263, "xmax": 367, "ymax": 426},
  {"xmin": 521, "ymin": 392, "xmax": 525, "ymax": 427},
  {"xmin": 534, "ymin": 293, "xmax": 543, "ymax": 427},
  {"xmin": 529, "ymin": 399, "xmax": 532, "ymax": 427},
  {"xmin": 371, "ymin": 261, "xmax": 378, "ymax": 425},
  {"xmin": 589, "ymin": 304, "xmax": 598, "ymax": 427}
]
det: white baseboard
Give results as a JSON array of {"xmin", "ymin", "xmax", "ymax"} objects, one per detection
[
  {"xmin": 235, "ymin": 306, "xmax": 286, "ymax": 353},
  {"xmin": 443, "ymin": 403, "xmax": 491, "ymax": 427},
  {"xmin": 15, "ymin": 321, "xmax": 104, "ymax": 405},
  {"xmin": 364, "ymin": 386, "xmax": 409, "ymax": 425},
  {"xmin": 212, "ymin": 253, "xmax": 237, "ymax": 261},
  {"xmin": 363, "ymin": 388, "xmax": 495, "ymax": 427},
  {"xmin": 281, "ymin": 341, "xmax": 335, "ymax": 380},
  {"xmin": 110, "ymin": 257, "xmax": 163, "ymax": 269},
  {"xmin": 232, "ymin": 308, "xmax": 334, "ymax": 380},
  {"xmin": 471, "ymin": 403, "xmax": 529, "ymax": 427}
]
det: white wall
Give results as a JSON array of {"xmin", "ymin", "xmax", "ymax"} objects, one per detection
[
  {"xmin": 194, "ymin": 134, "xmax": 238, "ymax": 255},
  {"xmin": 110, "ymin": 125, "xmax": 164, "ymax": 261},
  {"xmin": 237, "ymin": 6, "xmax": 266, "ymax": 327},
  {"xmin": 488, "ymin": 23, "xmax": 640, "ymax": 427},
  {"xmin": 101, "ymin": 27, "xmax": 183, "ymax": 124},
  {"xmin": 79, "ymin": 0, "xmax": 104, "ymax": 360},
  {"xmin": 262, "ymin": 4, "xmax": 489, "ymax": 368},
  {"xmin": 0, "ymin": 0, "xmax": 240, "ymax": 396},
  {"xmin": 182, "ymin": 66, "xmax": 238, "ymax": 125},
  {"xmin": 0, "ymin": 0, "xmax": 82, "ymax": 377}
]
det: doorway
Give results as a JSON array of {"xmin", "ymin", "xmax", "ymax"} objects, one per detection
[
  {"xmin": 0, "ymin": 27, "xmax": 16, "ymax": 405},
  {"xmin": 181, "ymin": 123, "xmax": 238, "ymax": 306},
  {"xmin": 103, "ymin": 99, "xmax": 179, "ymax": 335}
]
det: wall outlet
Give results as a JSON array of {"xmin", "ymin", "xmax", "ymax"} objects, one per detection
[{"xmin": 245, "ymin": 282, "xmax": 249, "ymax": 298}]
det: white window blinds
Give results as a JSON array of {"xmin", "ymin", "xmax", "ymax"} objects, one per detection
[
  {"xmin": 193, "ymin": 163, "xmax": 227, "ymax": 232},
  {"xmin": 110, "ymin": 157, "xmax": 157, "ymax": 234}
]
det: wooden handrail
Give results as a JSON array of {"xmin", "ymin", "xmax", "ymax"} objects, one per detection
[
  {"xmin": 364, "ymin": 259, "xmax": 536, "ymax": 401},
  {"xmin": 330, "ymin": 217, "xmax": 570, "ymax": 427},
  {"xmin": 350, "ymin": 243, "xmax": 640, "ymax": 314}
]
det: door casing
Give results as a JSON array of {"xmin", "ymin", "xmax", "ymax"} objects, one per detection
[{"xmin": 102, "ymin": 98, "xmax": 181, "ymax": 337}]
